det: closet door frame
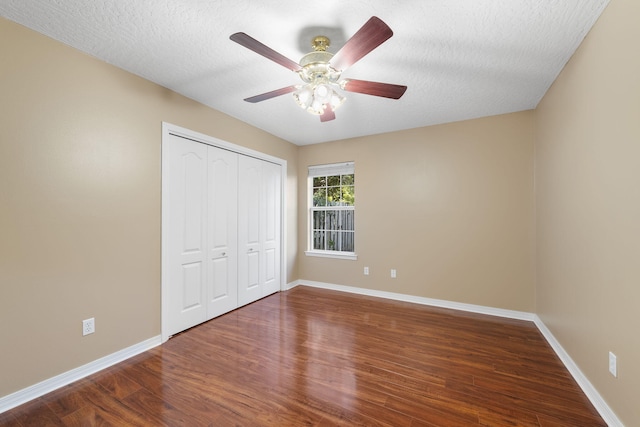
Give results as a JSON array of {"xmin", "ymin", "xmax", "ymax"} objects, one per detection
[{"xmin": 161, "ymin": 122, "xmax": 287, "ymax": 343}]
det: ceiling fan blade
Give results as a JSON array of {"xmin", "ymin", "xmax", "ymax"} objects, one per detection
[
  {"xmin": 230, "ymin": 32, "xmax": 302, "ymax": 72},
  {"xmin": 320, "ymin": 106, "xmax": 336, "ymax": 122},
  {"xmin": 330, "ymin": 16, "xmax": 394, "ymax": 72},
  {"xmin": 342, "ymin": 79, "xmax": 407, "ymax": 99},
  {"xmin": 244, "ymin": 85, "xmax": 298, "ymax": 103}
]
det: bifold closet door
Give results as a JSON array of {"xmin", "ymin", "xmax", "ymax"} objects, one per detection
[
  {"xmin": 165, "ymin": 136, "xmax": 208, "ymax": 336},
  {"xmin": 237, "ymin": 156, "xmax": 281, "ymax": 306},
  {"xmin": 261, "ymin": 160, "xmax": 282, "ymax": 297},
  {"xmin": 206, "ymin": 146, "xmax": 239, "ymax": 319},
  {"xmin": 165, "ymin": 132, "xmax": 282, "ymax": 336},
  {"xmin": 165, "ymin": 135, "xmax": 238, "ymax": 336}
]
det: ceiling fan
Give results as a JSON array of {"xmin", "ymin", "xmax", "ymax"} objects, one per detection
[{"xmin": 229, "ymin": 16, "xmax": 407, "ymax": 122}]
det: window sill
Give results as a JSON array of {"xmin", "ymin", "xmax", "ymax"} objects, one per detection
[{"xmin": 305, "ymin": 250, "xmax": 358, "ymax": 261}]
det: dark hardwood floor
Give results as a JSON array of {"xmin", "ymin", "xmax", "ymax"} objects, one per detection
[{"xmin": 0, "ymin": 286, "xmax": 606, "ymax": 426}]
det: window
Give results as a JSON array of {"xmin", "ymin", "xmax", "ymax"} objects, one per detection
[{"xmin": 306, "ymin": 162, "xmax": 356, "ymax": 260}]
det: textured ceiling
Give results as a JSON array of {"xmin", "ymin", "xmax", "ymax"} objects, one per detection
[{"xmin": 1, "ymin": 0, "xmax": 609, "ymax": 145}]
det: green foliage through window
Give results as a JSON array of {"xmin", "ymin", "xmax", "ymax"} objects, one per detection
[
  {"xmin": 313, "ymin": 174, "xmax": 354, "ymax": 207},
  {"xmin": 310, "ymin": 170, "xmax": 355, "ymax": 253}
]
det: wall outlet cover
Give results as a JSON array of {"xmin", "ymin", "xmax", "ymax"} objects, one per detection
[
  {"xmin": 83, "ymin": 318, "xmax": 95, "ymax": 336},
  {"xmin": 608, "ymin": 351, "xmax": 617, "ymax": 377}
]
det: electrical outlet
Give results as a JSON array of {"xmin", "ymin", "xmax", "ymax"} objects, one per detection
[
  {"xmin": 391, "ymin": 269, "xmax": 397, "ymax": 278},
  {"xmin": 609, "ymin": 351, "xmax": 617, "ymax": 377},
  {"xmin": 83, "ymin": 318, "xmax": 95, "ymax": 336},
  {"xmin": 364, "ymin": 266, "xmax": 369, "ymax": 275}
]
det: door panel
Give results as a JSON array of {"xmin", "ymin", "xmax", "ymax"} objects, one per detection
[
  {"xmin": 210, "ymin": 257, "xmax": 229, "ymax": 301},
  {"xmin": 262, "ymin": 161, "xmax": 281, "ymax": 296},
  {"xmin": 265, "ymin": 248, "xmax": 276, "ymax": 283},
  {"xmin": 247, "ymin": 251, "xmax": 260, "ymax": 290},
  {"xmin": 183, "ymin": 153, "xmax": 205, "ymax": 251},
  {"xmin": 238, "ymin": 156, "xmax": 263, "ymax": 306},
  {"xmin": 166, "ymin": 136, "xmax": 208, "ymax": 336},
  {"xmin": 182, "ymin": 262, "xmax": 204, "ymax": 309},
  {"xmin": 206, "ymin": 146, "xmax": 238, "ymax": 318},
  {"xmin": 246, "ymin": 168, "xmax": 260, "ymax": 246}
]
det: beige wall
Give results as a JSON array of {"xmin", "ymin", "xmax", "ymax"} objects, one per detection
[
  {"xmin": 0, "ymin": 18, "xmax": 298, "ymax": 397},
  {"xmin": 535, "ymin": 0, "xmax": 639, "ymax": 424},
  {"xmin": 2, "ymin": 0, "xmax": 636, "ymax": 422},
  {"xmin": 298, "ymin": 113, "xmax": 536, "ymax": 312}
]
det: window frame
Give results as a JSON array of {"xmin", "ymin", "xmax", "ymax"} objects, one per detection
[{"xmin": 305, "ymin": 162, "xmax": 357, "ymax": 261}]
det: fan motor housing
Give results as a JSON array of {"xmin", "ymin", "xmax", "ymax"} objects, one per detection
[{"xmin": 298, "ymin": 37, "xmax": 340, "ymax": 83}]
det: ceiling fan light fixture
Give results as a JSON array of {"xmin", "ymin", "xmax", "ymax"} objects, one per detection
[
  {"xmin": 230, "ymin": 16, "xmax": 405, "ymax": 122},
  {"xmin": 311, "ymin": 99, "xmax": 325, "ymax": 115},
  {"xmin": 291, "ymin": 35, "xmax": 348, "ymax": 117},
  {"xmin": 293, "ymin": 86, "xmax": 313, "ymax": 109},
  {"xmin": 293, "ymin": 82, "xmax": 345, "ymax": 116},
  {"xmin": 329, "ymin": 89, "xmax": 346, "ymax": 110},
  {"xmin": 313, "ymin": 83, "xmax": 332, "ymax": 103}
]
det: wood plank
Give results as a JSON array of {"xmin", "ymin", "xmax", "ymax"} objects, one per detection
[{"xmin": 1, "ymin": 286, "xmax": 606, "ymax": 426}]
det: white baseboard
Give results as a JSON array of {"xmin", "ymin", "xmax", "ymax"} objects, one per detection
[
  {"xmin": 285, "ymin": 280, "xmax": 301, "ymax": 291},
  {"xmin": 293, "ymin": 280, "xmax": 535, "ymax": 321},
  {"xmin": 292, "ymin": 280, "xmax": 621, "ymax": 426},
  {"xmin": 0, "ymin": 335, "xmax": 162, "ymax": 414},
  {"xmin": 533, "ymin": 317, "xmax": 623, "ymax": 427}
]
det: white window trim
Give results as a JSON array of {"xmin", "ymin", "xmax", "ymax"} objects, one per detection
[
  {"xmin": 307, "ymin": 162, "xmax": 357, "ymax": 260},
  {"xmin": 305, "ymin": 250, "xmax": 358, "ymax": 260}
]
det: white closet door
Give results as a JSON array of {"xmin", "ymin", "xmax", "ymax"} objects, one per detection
[
  {"xmin": 261, "ymin": 161, "xmax": 281, "ymax": 296},
  {"xmin": 238, "ymin": 156, "xmax": 262, "ymax": 306},
  {"xmin": 166, "ymin": 135, "xmax": 208, "ymax": 336},
  {"xmin": 206, "ymin": 146, "xmax": 238, "ymax": 318},
  {"xmin": 162, "ymin": 125, "xmax": 283, "ymax": 339}
]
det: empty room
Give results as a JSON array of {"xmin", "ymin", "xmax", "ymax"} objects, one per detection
[{"xmin": 0, "ymin": 1, "xmax": 637, "ymax": 425}]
